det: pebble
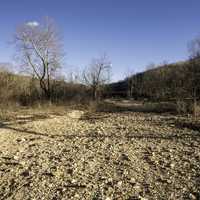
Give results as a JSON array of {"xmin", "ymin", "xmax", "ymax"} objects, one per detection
[
  {"xmin": 130, "ymin": 178, "xmax": 136, "ymax": 184},
  {"xmin": 117, "ymin": 181, "xmax": 122, "ymax": 187},
  {"xmin": 0, "ymin": 108, "xmax": 199, "ymax": 199}
]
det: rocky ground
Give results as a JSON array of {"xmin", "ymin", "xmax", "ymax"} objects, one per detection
[{"xmin": 0, "ymin": 102, "xmax": 200, "ymax": 200}]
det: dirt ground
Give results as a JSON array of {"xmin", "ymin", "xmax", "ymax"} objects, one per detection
[{"xmin": 0, "ymin": 101, "xmax": 200, "ymax": 200}]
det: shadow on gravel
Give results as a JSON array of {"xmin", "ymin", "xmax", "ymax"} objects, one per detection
[
  {"xmin": 1, "ymin": 125, "xmax": 200, "ymax": 141},
  {"xmin": 0, "ymin": 121, "xmax": 4, "ymax": 127},
  {"xmin": 15, "ymin": 114, "xmax": 48, "ymax": 123},
  {"xmin": 80, "ymin": 113, "xmax": 110, "ymax": 121},
  {"xmin": 0, "ymin": 113, "xmax": 50, "ymax": 127},
  {"xmin": 175, "ymin": 121, "xmax": 200, "ymax": 132},
  {"xmin": 96, "ymin": 101, "xmax": 176, "ymax": 114}
]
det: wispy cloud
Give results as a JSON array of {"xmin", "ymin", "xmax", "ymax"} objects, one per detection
[{"xmin": 26, "ymin": 21, "xmax": 39, "ymax": 27}]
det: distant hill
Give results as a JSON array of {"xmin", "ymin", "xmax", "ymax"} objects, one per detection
[{"xmin": 107, "ymin": 59, "xmax": 200, "ymax": 101}]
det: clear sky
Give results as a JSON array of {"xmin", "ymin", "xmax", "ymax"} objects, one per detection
[{"xmin": 0, "ymin": 0, "xmax": 200, "ymax": 81}]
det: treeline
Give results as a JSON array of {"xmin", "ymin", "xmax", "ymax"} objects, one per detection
[
  {"xmin": 0, "ymin": 68, "xmax": 89, "ymax": 106},
  {"xmin": 0, "ymin": 16, "xmax": 200, "ymax": 113},
  {"xmin": 128, "ymin": 60, "xmax": 200, "ymax": 100},
  {"xmin": 6, "ymin": 17, "xmax": 112, "ymax": 103},
  {"xmin": 108, "ymin": 58, "xmax": 200, "ymax": 114}
]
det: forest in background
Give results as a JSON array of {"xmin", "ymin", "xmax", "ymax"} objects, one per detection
[
  {"xmin": 0, "ymin": 17, "xmax": 200, "ymax": 117},
  {"xmin": 109, "ymin": 58, "xmax": 200, "ymax": 114},
  {"xmin": 1, "ymin": 56, "xmax": 200, "ymax": 116}
]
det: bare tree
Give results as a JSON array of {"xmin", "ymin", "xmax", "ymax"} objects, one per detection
[
  {"xmin": 83, "ymin": 54, "xmax": 112, "ymax": 100},
  {"xmin": 124, "ymin": 67, "xmax": 135, "ymax": 98},
  {"xmin": 189, "ymin": 36, "xmax": 200, "ymax": 59},
  {"xmin": 188, "ymin": 36, "xmax": 200, "ymax": 118},
  {"xmin": 14, "ymin": 17, "xmax": 63, "ymax": 100}
]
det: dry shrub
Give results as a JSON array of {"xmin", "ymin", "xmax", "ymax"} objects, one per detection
[
  {"xmin": 196, "ymin": 105, "xmax": 200, "ymax": 116},
  {"xmin": 0, "ymin": 109, "xmax": 11, "ymax": 121},
  {"xmin": 193, "ymin": 103, "xmax": 200, "ymax": 118},
  {"xmin": 85, "ymin": 101, "xmax": 99, "ymax": 113},
  {"xmin": 0, "ymin": 104, "xmax": 19, "ymax": 121},
  {"xmin": 175, "ymin": 99, "xmax": 200, "ymax": 116},
  {"xmin": 0, "ymin": 69, "xmax": 90, "ymax": 107},
  {"xmin": 176, "ymin": 100, "xmax": 188, "ymax": 114}
]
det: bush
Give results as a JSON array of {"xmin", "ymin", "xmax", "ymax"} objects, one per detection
[
  {"xmin": 176, "ymin": 100, "xmax": 188, "ymax": 114},
  {"xmin": 0, "ymin": 69, "xmax": 90, "ymax": 107}
]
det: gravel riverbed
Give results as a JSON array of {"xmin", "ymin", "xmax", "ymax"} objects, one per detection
[{"xmin": 0, "ymin": 109, "xmax": 199, "ymax": 199}]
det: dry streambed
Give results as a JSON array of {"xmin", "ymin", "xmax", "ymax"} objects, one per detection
[{"xmin": 0, "ymin": 110, "xmax": 199, "ymax": 200}]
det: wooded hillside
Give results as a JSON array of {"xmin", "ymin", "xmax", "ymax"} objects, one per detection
[{"xmin": 108, "ymin": 59, "xmax": 200, "ymax": 101}]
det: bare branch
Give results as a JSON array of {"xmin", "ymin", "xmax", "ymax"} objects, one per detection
[
  {"xmin": 83, "ymin": 54, "xmax": 112, "ymax": 100},
  {"xmin": 13, "ymin": 17, "xmax": 64, "ymax": 99}
]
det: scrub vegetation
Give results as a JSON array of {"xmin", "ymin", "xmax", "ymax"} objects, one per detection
[{"xmin": 0, "ymin": 17, "xmax": 200, "ymax": 199}]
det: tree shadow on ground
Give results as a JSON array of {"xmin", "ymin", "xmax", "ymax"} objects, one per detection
[
  {"xmin": 175, "ymin": 121, "xmax": 200, "ymax": 132},
  {"xmin": 0, "ymin": 121, "xmax": 4, "ymax": 128},
  {"xmin": 79, "ymin": 113, "xmax": 110, "ymax": 121},
  {"xmin": 96, "ymin": 101, "xmax": 176, "ymax": 114},
  {"xmin": 0, "ymin": 113, "xmax": 51, "ymax": 127},
  {"xmin": 1, "ymin": 125, "xmax": 200, "ymax": 141},
  {"xmin": 15, "ymin": 114, "xmax": 49, "ymax": 124}
]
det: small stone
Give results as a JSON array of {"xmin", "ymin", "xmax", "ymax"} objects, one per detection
[
  {"xmin": 117, "ymin": 181, "xmax": 122, "ymax": 187},
  {"xmin": 71, "ymin": 179, "xmax": 77, "ymax": 184},
  {"xmin": 20, "ymin": 161, "xmax": 26, "ymax": 166},
  {"xmin": 74, "ymin": 194, "xmax": 80, "ymax": 198},
  {"xmin": 30, "ymin": 183, "xmax": 34, "ymax": 187},
  {"xmin": 167, "ymin": 179, "xmax": 172, "ymax": 184},
  {"xmin": 108, "ymin": 178, "xmax": 113, "ymax": 182},
  {"xmin": 130, "ymin": 178, "xmax": 136, "ymax": 184},
  {"xmin": 106, "ymin": 178, "xmax": 113, "ymax": 186},
  {"xmin": 14, "ymin": 155, "xmax": 19, "ymax": 160},
  {"xmin": 170, "ymin": 163, "xmax": 175, "ymax": 168},
  {"xmin": 17, "ymin": 138, "xmax": 26, "ymax": 143},
  {"xmin": 134, "ymin": 183, "xmax": 141, "ymax": 191},
  {"xmin": 140, "ymin": 197, "xmax": 148, "ymax": 200}
]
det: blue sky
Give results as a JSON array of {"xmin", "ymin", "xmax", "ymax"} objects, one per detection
[{"xmin": 0, "ymin": 0, "xmax": 200, "ymax": 81}]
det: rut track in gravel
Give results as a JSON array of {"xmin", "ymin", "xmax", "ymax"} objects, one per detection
[{"xmin": 0, "ymin": 105, "xmax": 200, "ymax": 200}]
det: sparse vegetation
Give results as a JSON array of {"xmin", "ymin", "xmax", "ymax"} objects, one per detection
[
  {"xmin": 0, "ymin": 100, "xmax": 200, "ymax": 199},
  {"xmin": 0, "ymin": 14, "xmax": 200, "ymax": 200},
  {"xmin": 83, "ymin": 54, "xmax": 112, "ymax": 100}
]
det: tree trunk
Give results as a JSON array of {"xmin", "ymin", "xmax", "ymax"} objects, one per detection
[
  {"xmin": 40, "ymin": 79, "xmax": 51, "ymax": 100},
  {"xmin": 92, "ymin": 86, "xmax": 98, "ymax": 101},
  {"xmin": 193, "ymin": 88, "xmax": 197, "ymax": 120},
  {"xmin": 47, "ymin": 65, "xmax": 51, "ymax": 100}
]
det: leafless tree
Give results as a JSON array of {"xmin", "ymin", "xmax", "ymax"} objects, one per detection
[
  {"xmin": 188, "ymin": 36, "xmax": 200, "ymax": 118},
  {"xmin": 124, "ymin": 67, "xmax": 135, "ymax": 98},
  {"xmin": 83, "ymin": 54, "xmax": 112, "ymax": 100},
  {"xmin": 14, "ymin": 17, "xmax": 63, "ymax": 100},
  {"xmin": 189, "ymin": 36, "xmax": 200, "ymax": 59}
]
